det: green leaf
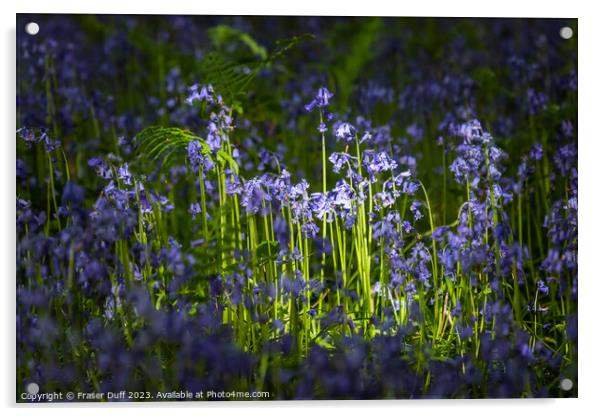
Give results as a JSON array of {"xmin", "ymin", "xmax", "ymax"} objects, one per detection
[
  {"xmin": 254, "ymin": 240, "xmax": 279, "ymax": 266},
  {"xmin": 208, "ymin": 25, "xmax": 268, "ymax": 60},
  {"xmin": 217, "ymin": 149, "xmax": 240, "ymax": 175}
]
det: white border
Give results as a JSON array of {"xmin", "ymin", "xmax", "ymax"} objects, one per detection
[
  {"xmin": 2, "ymin": 1, "xmax": 600, "ymax": 415},
  {"xmin": 4, "ymin": 0, "xmax": 584, "ymax": 17}
]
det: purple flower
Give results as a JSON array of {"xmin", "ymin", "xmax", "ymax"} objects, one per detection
[
  {"xmin": 304, "ymin": 87, "xmax": 334, "ymax": 112},
  {"xmin": 449, "ymin": 157, "xmax": 470, "ymax": 182},
  {"xmin": 185, "ymin": 84, "xmax": 214, "ymax": 105},
  {"xmin": 454, "ymin": 119, "xmax": 485, "ymax": 144},
  {"xmin": 406, "ymin": 123, "xmax": 424, "ymax": 141},
  {"xmin": 553, "ymin": 142, "xmax": 577, "ymax": 176},
  {"xmin": 401, "ymin": 181, "xmax": 419, "ymax": 195},
  {"xmin": 241, "ymin": 177, "xmax": 272, "ymax": 215},
  {"xmin": 289, "ymin": 179, "xmax": 310, "ymax": 201},
  {"xmin": 374, "ymin": 191, "xmax": 395, "ymax": 210},
  {"xmin": 364, "ymin": 151, "xmax": 397, "ymax": 181},
  {"xmin": 329, "ymin": 152, "xmax": 354, "ymax": 174},
  {"xmin": 562, "ymin": 120, "xmax": 574, "ymax": 137},
  {"xmin": 16, "ymin": 158, "xmax": 29, "ymax": 182},
  {"xmin": 187, "ymin": 140, "xmax": 214, "ymax": 172},
  {"xmin": 61, "ymin": 181, "xmax": 85, "ymax": 206},
  {"xmin": 527, "ymin": 89, "xmax": 548, "ymax": 115},
  {"xmin": 335, "ymin": 122, "xmax": 357, "ymax": 144},
  {"xmin": 273, "ymin": 216, "xmax": 290, "ymax": 247},
  {"xmin": 537, "ymin": 279, "xmax": 549, "ymax": 296},
  {"xmin": 401, "ymin": 220, "xmax": 413, "ymax": 234},
  {"xmin": 189, "ymin": 202, "xmax": 202, "ymax": 219},
  {"xmin": 17, "ymin": 127, "xmax": 38, "ymax": 147},
  {"xmin": 117, "ymin": 164, "xmax": 132, "ymax": 185},
  {"xmin": 258, "ymin": 149, "xmax": 281, "ymax": 172},
  {"xmin": 17, "ymin": 128, "xmax": 60, "ymax": 151},
  {"xmin": 405, "ymin": 281, "xmax": 417, "ymax": 302},
  {"xmin": 330, "ymin": 181, "xmax": 355, "ymax": 211},
  {"xmin": 310, "ymin": 192, "xmax": 334, "ymax": 222},
  {"xmin": 372, "ymin": 210, "xmax": 401, "ymax": 242},
  {"xmin": 206, "ymin": 121, "xmax": 222, "ymax": 152},
  {"xmin": 529, "ymin": 143, "xmax": 543, "ymax": 161},
  {"xmin": 226, "ymin": 173, "xmax": 243, "ymax": 196},
  {"xmin": 88, "ymin": 157, "xmax": 112, "ymax": 179}
]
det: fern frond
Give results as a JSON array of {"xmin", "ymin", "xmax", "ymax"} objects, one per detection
[
  {"xmin": 201, "ymin": 31, "xmax": 314, "ymax": 108},
  {"xmin": 135, "ymin": 126, "xmax": 239, "ymax": 175},
  {"xmin": 135, "ymin": 126, "xmax": 207, "ymax": 167}
]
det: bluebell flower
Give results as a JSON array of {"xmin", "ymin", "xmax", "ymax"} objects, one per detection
[
  {"xmin": 206, "ymin": 121, "xmax": 222, "ymax": 152},
  {"xmin": 304, "ymin": 87, "xmax": 334, "ymax": 112},
  {"xmin": 187, "ymin": 140, "xmax": 214, "ymax": 172},
  {"xmin": 553, "ymin": 142, "xmax": 577, "ymax": 176},
  {"xmin": 289, "ymin": 178, "xmax": 310, "ymax": 201},
  {"xmin": 17, "ymin": 128, "xmax": 60, "ymax": 151},
  {"xmin": 529, "ymin": 143, "xmax": 543, "ymax": 161},
  {"xmin": 330, "ymin": 181, "xmax": 354, "ymax": 211},
  {"xmin": 273, "ymin": 319, "xmax": 284, "ymax": 332},
  {"xmin": 334, "ymin": 122, "xmax": 357, "ymax": 144},
  {"xmin": 185, "ymin": 83, "xmax": 214, "ymax": 105},
  {"xmin": 364, "ymin": 151, "xmax": 397, "ymax": 181},
  {"xmin": 61, "ymin": 181, "xmax": 85, "ymax": 206},
  {"xmin": 401, "ymin": 220, "xmax": 413, "ymax": 234},
  {"xmin": 189, "ymin": 202, "xmax": 202, "ymax": 219},
  {"xmin": 527, "ymin": 88, "xmax": 548, "ymax": 115},
  {"xmin": 329, "ymin": 152, "xmax": 354, "ymax": 174},
  {"xmin": 225, "ymin": 173, "xmax": 243, "ymax": 196},
  {"xmin": 16, "ymin": 158, "xmax": 29, "ymax": 182},
  {"xmin": 301, "ymin": 222, "xmax": 319, "ymax": 239},
  {"xmin": 454, "ymin": 119, "xmax": 485, "ymax": 144},
  {"xmin": 562, "ymin": 120, "xmax": 574, "ymax": 137},
  {"xmin": 257, "ymin": 149, "xmax": 283, "ymax": 172},
  {"xmin": 405, "ymin": 281, "xmax": 417, "ymax": 302},
  {"xmin": 17, "ymin": 127, "xmax": 38, "ymax": 147},
  {"xmin": 359, "ymin": 131, "xmax": 372, "ymax": 144},
  {"xmin": 406, "ymin": 123, "xmax": 424, "ymax": 141},
  {"xmin": 374, "ymin": 191, "xmax": 395, "ymax": 210},
  {"xmin": 88, "ymin": 157, "xmax": 112, "ymax": 179},
  {"xmin": 410, "ymin": 201, "xmax": 423, "ymax": 221},
  {"xmin": 372, "ymin": 211, "xmax": 401, "ymax": 242},
  {"xmin": 241, "ymin": 177, "xmax": 272, "ymax": 215},
  {"xmin": 401, "ymin": 180, "xmax": 419, "ymax": 195},
  {"xmin": 315, "ymin": 236, "xmax": 333, "ymax": 256},
  {"xmin": 310, "ymin": 192, "xmax": 334, "ymax": 222},
  {"xmin": 358, "ymin": 81, "xmax": 393, "ymax": 110},
  {"xmin": 567, "ymin": 197, "xmax": 577, "ymax": 210},
  {"xmin": 371, "ymin": 281, "xmax": 383, "ymax": 295},
  {"xmin": 117, "ymin": 163, "xmax": 132, "ymax": 185},
  {"xmin": 537, "ymin": 279, "xmax": 549, "ymax": 295}
]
